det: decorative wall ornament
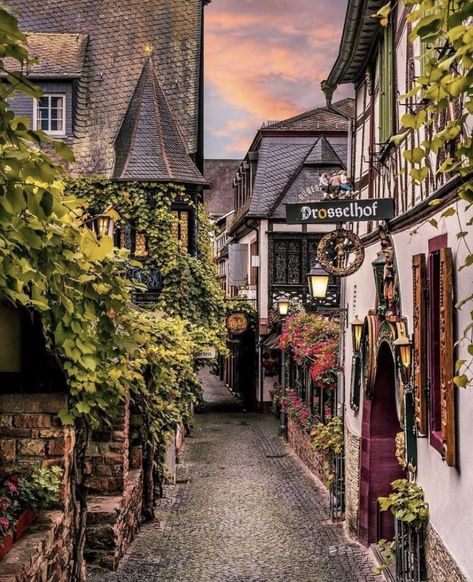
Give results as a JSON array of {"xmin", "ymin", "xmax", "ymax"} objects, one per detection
[
  {"xmin": 439, "ymin": 247, "xmax": 456, "ymax": 467},
  {"xmin": 316, "ymin": 227, "xmax": 365, "ymax": 277},
  {"xmin": 360, "ymin": 313, "xmax": 378, "ymax": 398},
  {"xmin": 226, "ymin": 312, "xmax": 249, "ymax": 336},
  {"xmin": 371, "ymin": 227, "xmax": 400, "ymax": 320},
  {"xmin": 412, "ymin": 253, "xmax": 427, "ymax": 436}
]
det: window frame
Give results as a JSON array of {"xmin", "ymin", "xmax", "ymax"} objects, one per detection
[{"xmin": 33, "ymin": 93, "xmax": 67, "ymax": 136}]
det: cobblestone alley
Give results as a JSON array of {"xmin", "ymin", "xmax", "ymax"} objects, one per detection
[{"xmin": 90, "ymin": 369, "xmax": 378, "ymax": 582}]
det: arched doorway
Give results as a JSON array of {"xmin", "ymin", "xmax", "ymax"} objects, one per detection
[{"xmin": 359, "ymin": 341, "xmax": 404, "ymax": 546}]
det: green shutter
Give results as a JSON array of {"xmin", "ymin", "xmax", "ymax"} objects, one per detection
[{"xmin": 379, "ymin": 25, "xmax": 393, "ymax": 143}]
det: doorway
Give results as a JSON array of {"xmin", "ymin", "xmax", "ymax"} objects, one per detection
[{"xmin": 359, "ymin": 341, "xmax": 404, "ymax": 546}]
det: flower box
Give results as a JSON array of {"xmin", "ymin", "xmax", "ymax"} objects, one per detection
[
  {"xmin": 0, "ymin": 510, "xmax": 37, "ymax": 560},
  {"xmin": 0, "ymin": 533, "xmax": 13, "ymax": 560}
]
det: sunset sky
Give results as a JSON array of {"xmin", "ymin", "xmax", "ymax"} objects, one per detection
[{"xmin": 204, "ymin": 0, "xmax": 352, "ymax": 159}]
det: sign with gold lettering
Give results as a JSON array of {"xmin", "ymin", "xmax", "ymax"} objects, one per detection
[
  {"xmin": 226, "ymin": 312, "xmax": 249, "ymax": 336},
  {"xmin": 286, "ymin": 199, "xmax": 395, "ymax": 224}
]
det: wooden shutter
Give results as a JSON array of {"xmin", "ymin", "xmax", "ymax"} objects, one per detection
[
  {"xmin": 412, "ymin": 254, "xmax": 427, "ymax": 435},
  {"xmin": 439, "ymin": 247, "xmax": 456, "ymax": 466}
]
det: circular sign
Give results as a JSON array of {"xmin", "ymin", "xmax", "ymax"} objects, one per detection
[
  {"xmin": 226, "ymin": 312, "xmax": 249, "ymax": 336},
  {"xmin": 316, "ymin": 227, "xmax": 365, "ymax": 277}
]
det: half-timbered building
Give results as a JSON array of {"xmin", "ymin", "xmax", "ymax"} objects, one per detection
[{"xmin": 324, "ymin": 1, "xmax": 472, "ymax": 580}]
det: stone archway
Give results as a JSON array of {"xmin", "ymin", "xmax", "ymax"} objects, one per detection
[{"xmin": 359, "ymin": 340, "xmax": 404, "ymax": 546}]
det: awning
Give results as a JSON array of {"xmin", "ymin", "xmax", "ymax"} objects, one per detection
[{"xmin": 262, "ymin": 333, "xmax": 280, "ymax": 349}]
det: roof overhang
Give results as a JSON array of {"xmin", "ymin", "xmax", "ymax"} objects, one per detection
[{"xmin": 325, "ymin": 0, "xmax": 385, "ymax": 88}]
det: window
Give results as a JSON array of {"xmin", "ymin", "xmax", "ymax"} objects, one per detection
[
  {"xmin": 425, "ymin": 235, "xmax": 456, "ymax": 465},
  {"xmin": 273, "ymin": 240, "xmax": 302, "ymax": 285},
  {"xmin": 34, "ymin": 94, "xmax": 66, "ymax": 135},
  {"xmin": 379, "ymin": 24, "xmax": 394, "ymax": 142},
  {"xmin": 250, "ymin": 240, "xmax": 258, "ymax": 286},
  {"xmin": 171, "ymin": 210, "xmax": 190, "ymax": 251}
]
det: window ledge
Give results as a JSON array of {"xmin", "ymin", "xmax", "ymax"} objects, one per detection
[{"xmin": 430, "ymin": 430, "xmax": 443, "ymax": 455}]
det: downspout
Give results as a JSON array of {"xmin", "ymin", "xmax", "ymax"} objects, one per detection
[{"xmin": 244, "ymin": 217, "xmax": 263, "ymax": 411}]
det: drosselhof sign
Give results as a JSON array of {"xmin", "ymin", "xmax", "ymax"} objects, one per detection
[{"xmin": 286, "ymin": 199, "xmax": 395, "ymax": 224}]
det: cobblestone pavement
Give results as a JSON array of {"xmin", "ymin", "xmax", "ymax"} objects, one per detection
[{"xmin": 90, "ymin": 368, "xmax": 379, "ymax": 582}]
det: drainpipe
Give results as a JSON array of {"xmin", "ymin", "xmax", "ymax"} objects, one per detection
[{"xmin": 244, "ymin": 217, "xmax": 263, "ymax": 411}]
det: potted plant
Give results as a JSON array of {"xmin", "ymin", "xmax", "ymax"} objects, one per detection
[{"xmin": 0, "ymin": 466, "xmax": 63, "ymax": 559}]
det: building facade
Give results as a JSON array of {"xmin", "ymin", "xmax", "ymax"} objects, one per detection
[
  {"xmin": 226, "ymin": 100, "xmax": 355, "ymax": 411},
  {"xmin": 324, "ymin": 1, "xmax": 472, "ymax": 580}
]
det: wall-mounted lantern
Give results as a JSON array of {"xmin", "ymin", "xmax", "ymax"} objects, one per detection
[
  {"xmin": 307, "ymin": 263, "xmax": 330, "ymax": 299},
  {"xmin": 394, "ymin": 334, "xmax": 412, "ymax": 385},
  {"xmin": 85, "ymin": 214, "xmax": 114, "ymax": 239},
  {"xmin": 350, "ymin": 315, "xmax": 363, "ymax": 353}
]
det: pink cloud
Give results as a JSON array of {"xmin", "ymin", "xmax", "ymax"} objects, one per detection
[{"xmin": 204, "ymin": 0, "xmax": 350, "ymax": 157}]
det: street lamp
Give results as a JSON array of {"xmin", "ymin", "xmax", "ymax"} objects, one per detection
[
  {"xmin": 275, "ymin": 297, "xmax": 289, "ymax": 437},
  {"xmin": 394, "ymin": 334, "xmax": 412, "ymax": 385},
  {"xmin": 307, "ymin": 263, "xmax": 330, "ymax": 299},
  {"xmin": 350, "ymin": 315, "xmax": 363, "ymax": 353},
  {"xmin": 277, "ymin": 296, "xmax": 290, "ymax": 316}
]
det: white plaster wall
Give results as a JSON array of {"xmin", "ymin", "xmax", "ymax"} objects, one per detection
[
  {"xmin": 259, "ymin": 220, "xmax": 269, "ymax": 319},
  {"xmin": 343, "ymin": 200, "xmax": 473, "ymax": 578}
]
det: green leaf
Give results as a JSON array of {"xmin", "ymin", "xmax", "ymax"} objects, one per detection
[
  {"xmin": 40, "ymin": 191, "xmax": 53, "ymax": 216},
  {"xmin": 53, "ymin": 140, "xmax": 75, "ymax": 163},
  {"xmin": 429, "ymin": 218, "xmax": 438, "ymax": 229},
  {"xmin": 454, "ymin": 375, "xmax": 469, "ymax": 388},
  {"xmin": 58, "ymin": 408, "xmax": 74, "ymax": 425},
  {"xmin": 441, "ymin": 207, "xmax": 456, "ymax": 218}
]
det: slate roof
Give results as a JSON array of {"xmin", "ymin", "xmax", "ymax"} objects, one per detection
[
  {"xmin": 113, "ymin": 58, "xmax": 206, "ymax": 184},
  {"xmin": 263, "ymin": 98, "xmax": 355, "ymax": 132},
  {"xmin": 203, "ymin": 159, "xmax": 240, "ymax": 216},
  {"xmin": 305, "ymin": 136, "xmax": 344, "ymax": 166},
  {"xmin": 7, "ymin": 0, "xmax": 204, "ymax": 178},
  {"xmin": 24, "ymin": 33, "xmax": 87, "ymax": 78}
]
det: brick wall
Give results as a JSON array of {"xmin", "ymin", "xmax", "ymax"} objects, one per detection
[
  {"xmin": 0, "ymin": 394, "xmax": 72, "ymax": 474},
  {"xmin": 345, "ymin": 428, "xmax": 361, "ymax": 535},
  {"xmin": 425, "ymin": 523, "xmax": 468, "ymax": 582},
  {"xmin": 0, "ymin": 393, "xmax": 76, "ymax": 582},
  {"xmin": 287, "ymin": 421, "xmax": 330, "ymax": 485}
]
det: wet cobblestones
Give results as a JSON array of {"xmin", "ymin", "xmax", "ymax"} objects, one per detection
[{"xmin": 90, "ymin": 369, "xmax": 378, "ymax": 582}]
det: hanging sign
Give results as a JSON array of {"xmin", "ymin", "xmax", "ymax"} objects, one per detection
[
  {"xmin": 286, "ymin": 199, "xmax": 395, "ymax": 224},
  {"xmin": 226, "ymin": 312, "xmax": 249, "ymax": 335},
  {"xmin": 196, "ymin": 347, "xmax": 217, "ymax": 359}
]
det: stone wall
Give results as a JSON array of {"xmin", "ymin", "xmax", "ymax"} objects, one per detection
[
  {"xmin": 85, "ymin": 400, "xmax": 130, "ymax": 495},
  {"xmin": 345, "ymin": 428, "xmax": 361, "ymax": 536},
  {"xmin": 0, "ymin": 393, "xmax": 76, "ymax": 582},
  {"xmin": 287, "ymin": 421, "xmax": 330, "ymax": 485},
  {"xmin": 85, "ymin": 469, "xmax": 143, "ymax": 571},
  {"xmin": 425, "ymin": 523, "xmax": 468, "ymax": 582}
]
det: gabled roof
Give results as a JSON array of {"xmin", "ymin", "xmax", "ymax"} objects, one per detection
[
  {"xmin": 325, "ymin": 0, "xmax": 385, "ymax": 87},
  {"xmin": 113, "ymin": 58, "xmax": 206, "ymax": 184},
  {"xmin": 8, "ymin": 0, "xmax": 203, "ymax": 176},
  {"xmin": 247, "ymin": 135, "xmax": 347, "ymax": 218},
  {"xmin": 25, "ymin": 33, "xmax": 88, "ymax": 79},
  {"xmin": 267, "ymin": 137, "xmax": 345, "ymax": 219},
  {"xmin": 305, "ymin": 136, "xmax": 344, "ymax": 166}
]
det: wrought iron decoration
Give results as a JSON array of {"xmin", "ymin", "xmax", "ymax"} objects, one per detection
[{"xmin": 316, "ymin": 227, "xmax": 365, "ymax": 277}]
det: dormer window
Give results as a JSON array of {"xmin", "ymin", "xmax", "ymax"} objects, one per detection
[{"xmin": 33, "ymin": 94, "xmax": 66, "ymax": 136}]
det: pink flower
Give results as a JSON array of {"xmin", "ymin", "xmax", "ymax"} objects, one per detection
[
  {"xmin": 0, "ymin": 517, "xmax": 9, "ymax": 530},
  {"xmin": 5, "ymin": 481, "xmax": 17, "ymax": 494}
]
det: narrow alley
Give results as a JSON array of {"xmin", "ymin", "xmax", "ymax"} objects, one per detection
[{"xmin": 90, "ymin": 369, "xmax": 378, "ymax": 582}]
